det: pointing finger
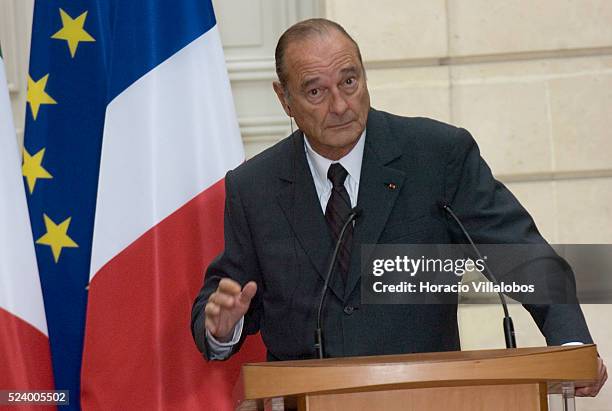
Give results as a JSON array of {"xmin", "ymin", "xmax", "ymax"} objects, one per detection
[{"xmin": 239, "ymin": 281, "xmax": 258, "ymax": 304}]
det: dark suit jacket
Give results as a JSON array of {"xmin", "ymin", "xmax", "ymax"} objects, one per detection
[{"xmin": 191, "ymin": 108, "xmax": 592, "ymax": 361}]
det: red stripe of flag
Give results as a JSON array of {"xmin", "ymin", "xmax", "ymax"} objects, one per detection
[
  {"xmin": 81, "ymin": 179, "xmax": 265, "ymax": 410},
  {"xmin": 0, "ymin": 308, "xmax": 55, "ymax": 410}
]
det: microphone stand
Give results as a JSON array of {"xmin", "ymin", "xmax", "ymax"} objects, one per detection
[
  {"xmin": 441, "ymin": 203, "xmax": 517, "ymax": 349},
  {"xmin": 314, "ymin": 208, "xmax": 361, "ymax": 359}
]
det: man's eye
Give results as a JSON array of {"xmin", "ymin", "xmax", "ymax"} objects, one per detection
[
  {"xmin": 345, "ymin": 77, "xmax": 355, "ymax": 85},
  {"xmin": 309, "ymin": 89, "xmax": 319, "ymax": 96}
]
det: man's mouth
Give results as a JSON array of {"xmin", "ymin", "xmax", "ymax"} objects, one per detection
[{"xmin": 328, "ymin": 121, "xmax": 353, "ymax": 129}]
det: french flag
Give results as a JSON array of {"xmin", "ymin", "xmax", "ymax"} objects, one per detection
[
  {"xmin": 0, "ymin": 49, "xmax": 55, "ymax": 403},
  {"xmin": 81, "ymin": 1, "xmax": 265, "ymax": 409}
]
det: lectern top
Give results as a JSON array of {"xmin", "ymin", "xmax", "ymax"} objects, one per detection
[{"xmin": 237, "ymin": 345, "xmax": 598, "ymax": 400}]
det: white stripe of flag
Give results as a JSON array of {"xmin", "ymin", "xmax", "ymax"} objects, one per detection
[
  {"xmin": 90, "ymin": 26, "xmax": 243, "ymax": 277},
  {"xmin": 0, "ymin": 49, "xmax": 54, "ymax": 391}
]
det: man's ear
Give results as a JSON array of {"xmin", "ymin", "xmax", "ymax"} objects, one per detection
[{"xmin": 273, "ymin": 81, "xmax": 292, "ymax": 117}]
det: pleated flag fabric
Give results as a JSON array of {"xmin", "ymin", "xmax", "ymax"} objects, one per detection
[
  {"xmin": 0, "ymin": 44, "xmax": 55, "ymax": 404},
  {"xmin": 80, "ymin": 1, "xmax": 265, "ymax": 410}
]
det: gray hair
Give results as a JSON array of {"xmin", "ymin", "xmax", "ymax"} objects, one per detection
[{"xmin": 274, "ymin": 18, "xmax": 364, "ymax": 88}]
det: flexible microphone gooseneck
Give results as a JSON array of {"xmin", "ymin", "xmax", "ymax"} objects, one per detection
[
  {"xmin": 439, "ymin": 202, "xmax": 517, "ymax": 349},
  {"xmin": 314, "ymin": 207, "xmax": 362, "ymax": 359}
]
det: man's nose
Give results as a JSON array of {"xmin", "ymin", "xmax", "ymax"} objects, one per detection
[{"xmin": 329, "ymin": 88, "xmax": 349, "ymax": 116}]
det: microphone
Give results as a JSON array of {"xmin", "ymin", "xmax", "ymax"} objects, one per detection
[
  {"xmin": 438, "ymin": 201, "xmax": 517, "ymax": 349},
  {"xmin": 314, "ymin": 207, "xmax": 362, "ymax": 359}
]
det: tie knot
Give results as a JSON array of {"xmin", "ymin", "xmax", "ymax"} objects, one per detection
[{"xmin": 327, "ymin": 163, "xmax": 348, "ymax": 188}]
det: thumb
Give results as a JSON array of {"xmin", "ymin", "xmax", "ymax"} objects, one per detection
[{"xmin": 238, "ymin": 281, "xmax": 257, "ymax": 305}]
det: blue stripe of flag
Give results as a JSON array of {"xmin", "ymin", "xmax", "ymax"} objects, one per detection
[{"xmin": 105, "ymin": 0, "xmax": 215, "ymax": 103}]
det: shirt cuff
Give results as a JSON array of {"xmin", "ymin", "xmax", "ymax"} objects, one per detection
[
  {"xmin": 561, "ymin": 342, "xmax": 584, "ymax": 346},
  {"xmin": 206, "ymin": 317, "xmax": 244, "ymax": 360}
]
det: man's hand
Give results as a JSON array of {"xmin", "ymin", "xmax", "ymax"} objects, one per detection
[
  {"xmin": 204, "ymin": 278, "xmax": 257, "ymax": 342},
  {"xmin": 576, "ymin": 357, "xmax": 608, "ymax": 397}
]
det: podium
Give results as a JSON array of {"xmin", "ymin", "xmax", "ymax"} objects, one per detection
[{"xmin": 234, "ymin": 345, "xmax": 598, "ymax": 411}]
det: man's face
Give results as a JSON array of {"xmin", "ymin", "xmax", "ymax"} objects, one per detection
[{"xmin": 274, "ymin": 30, "xmax": 370, "ymax": 160}]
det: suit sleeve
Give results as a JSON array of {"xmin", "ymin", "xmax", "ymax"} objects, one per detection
[
  {"xmin": 444, "ymin": 127, "xmax": 593, "ymax": 345},
  {"xmin": 191, "ymin": 170, "xmax": 263, "ymax": 360}
]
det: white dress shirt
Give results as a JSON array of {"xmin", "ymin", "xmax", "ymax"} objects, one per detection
[{"xmin": 304, "ymin": 130, "xmax": 365, "ymax": 211}]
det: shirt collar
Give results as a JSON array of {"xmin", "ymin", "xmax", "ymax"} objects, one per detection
[{"xmin": 304, "ymin": 129, "xmax": 366, "ymax": 185}]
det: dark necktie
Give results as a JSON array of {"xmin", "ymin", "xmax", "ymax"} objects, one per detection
[{"xmin": 325, "ymin": 163, "xmax": 353, "ymax": 283}]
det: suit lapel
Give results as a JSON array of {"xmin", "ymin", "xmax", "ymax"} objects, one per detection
[
  {"xmin": 346, "ymin": 109, "xmax": 407, "ymax": 297},
  {"xmin": 276, "ymin": 131, "xmax": 345, "ymax": 301}
]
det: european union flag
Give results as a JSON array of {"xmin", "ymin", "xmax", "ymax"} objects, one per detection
[{"xmin": 23, "ymin": 2, "xmax": 108, "ymax": 408}]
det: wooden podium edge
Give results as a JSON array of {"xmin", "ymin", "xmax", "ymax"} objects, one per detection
[{"xmin": 236, "ymin": 345, "xmax": 598, "ymax": 401}]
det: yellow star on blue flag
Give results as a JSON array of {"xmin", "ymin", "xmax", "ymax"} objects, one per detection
[
  {"xmin": 27, "ymin": 74, "xmax": 57, "ymax": 120},
  {"xmin": 51, "ymin": 8, "xmax": 96, "ymax": 58},
  {"xmin": 36, "ymin": 214, "xmax": 79, "ymax": 263},
  {"xmin": 22, "ymin": 147, "xmax": 53, "ymax": 194}
]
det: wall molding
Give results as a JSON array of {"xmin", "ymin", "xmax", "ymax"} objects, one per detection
[
  {"xmin": 224, "ymin": 0, "xmax": 320, "ymax": 83},
  {"xmin": 497, "ymin": 169, "xmax": 612, "ymax": 184},
  {"xmin": 281, "ymin": 0, "xmax": 320, "ymax": 27},
  {"xmin": 239, "ymin": 116, "xmax": 290, "ymax": 140},
  {"xmin": 226, "ymin": 57, "xmax": 276, "ymax": 81},
  {"xmin": 363, "ymin": 46, "xmax": 612, "ymax": 71},
  {"xmin": 443, "ymin": 46, "xmax": 612, "ymax": 66},
  {"xmin": 243, "ymin": 135, "xmax": 284, "ymax": 144}
]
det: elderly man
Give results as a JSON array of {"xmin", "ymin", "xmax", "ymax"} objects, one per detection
[{"xmin": 191, "ymin": 18, "xmax": 606, "ymax": 396}]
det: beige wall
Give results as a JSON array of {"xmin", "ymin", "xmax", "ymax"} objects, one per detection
[{"xmin": 325, "ymin": 0, "xmax": 612, "ymax": 408}]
